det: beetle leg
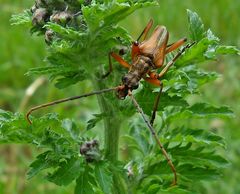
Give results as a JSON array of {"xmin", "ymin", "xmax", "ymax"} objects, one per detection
[
  {"xmin": 165, "ymin": 38, "xmax": 187, "ymax": 54},
  {"xmin": 158, "ymin": 42, "xmax": 195, "ymax": 78},
  {"xmin": 148, "ymin": 71, "xmax": 159, "ymax": 79},
  {"xmin": 102, "ymin": 52, "xmax": 131, "ymax": 78},
  {"xmin": 144, "ymin": 77, "xmax": 160, "ymax": 86},
  {"xmin": 150, "ymin": 82, "xmax": 163, "ymax": 126},
  {"xmin": 144, "ymin": 76, "xmax": 163, "ymax": 126}
]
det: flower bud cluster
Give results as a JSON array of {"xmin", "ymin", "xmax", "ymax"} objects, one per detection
[
  {"xmin": 30, "ymin": 0, "xmax": 91, "ymax": 44},
  {"xmin": 80, "ymin": 139, "xmax": 101, "ymax": 163}
]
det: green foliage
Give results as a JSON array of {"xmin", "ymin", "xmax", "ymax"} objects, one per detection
[
  {"xmin": 75, "ymin": 165, "xmax": 95, "ymax": 194},
  {"xmin": 1, "ymin": 1, "xmax": 239, "ymax": 194},
  {"xmin": 82, "ymin": 1, "xmax": 158, "ymax": 33},
  {"xmin": 94, "ymin": 162, "xmax": 113, "ymax": 194},
  {"xmin": 187, "ymin": 9, "xmax": 205, "ymax": 41},
  {"xmin": 86, "ymin": 113, "xmax": 106, "ymax": 130},
  {"xmin": 166, "ymin": 103, "xmax": 234, "ymax": 123},
  {"xmin": 46, "ymin": 157, "xmax": 83, "ymax": 186},
  {"xmin": 24, "ymin": 0, "xmax": 157, "ymax": 88},
  {"xmin": 10, "ymin": 10, "xmax": 32, "ymax": 26}
]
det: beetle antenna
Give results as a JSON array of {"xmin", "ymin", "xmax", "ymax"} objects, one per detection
[
  {"xmin": 136, "ymin": 19, "xmax": 153, "ymax": 41},
  {"xmin": 26, "ymin": 87, "xmax": 118, "ymax": 124},
  {"xmin": 128, "ymin": 91, "xmax": 177, "ymax": 186}
]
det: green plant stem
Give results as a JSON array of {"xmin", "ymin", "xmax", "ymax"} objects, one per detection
[
  {"xmin": 91, "ymin": 75, "xmax": 123, "ymax": 194},
  {"xmin": 93, "ymin": 79, "xmax": 121, "ymax": 161}
]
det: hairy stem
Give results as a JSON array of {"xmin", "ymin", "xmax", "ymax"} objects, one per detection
[
  {"xmin": 91, "ymin": 76, "xmax": 123, "ymax": 194},
  {"xmin": 93, "ymin": 79, "xmax": 121, "ymax": 161}
]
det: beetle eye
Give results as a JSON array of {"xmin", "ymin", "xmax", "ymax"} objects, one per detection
[{"xmin": 133, "ymin": 41, "xmax": 139, "ymax": 46}]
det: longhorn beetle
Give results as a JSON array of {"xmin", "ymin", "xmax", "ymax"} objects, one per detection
[{"xmin": 26, "ymin": 19, "xmax": 195, "ymax": 185}]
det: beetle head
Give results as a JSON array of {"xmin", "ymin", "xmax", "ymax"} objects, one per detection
[{"xmin": 116, "ymin": 85, "xmax": 129, "ymax": 99}]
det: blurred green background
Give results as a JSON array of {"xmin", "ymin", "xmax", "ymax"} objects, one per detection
[{"xmin": 0, "ymin": 0, "xmax": 239, "ymax": 194}]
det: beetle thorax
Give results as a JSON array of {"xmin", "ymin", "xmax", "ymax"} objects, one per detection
[{"xmin": 122, "ymin": 55, "xmax": 153, "ymax": 89}]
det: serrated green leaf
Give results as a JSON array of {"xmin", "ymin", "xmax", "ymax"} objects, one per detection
[
  {"xmin": 157, "ymin": 187, "xmax": 193, "ymax": 194},
  {"xmin": 30, "ymin": 64, "xmax": 81, "ymax": 76},
  {"xmin": 178, "ymin": 164, "xmax": 220, "ymax": 181},
  {"xmin": 82, "ymin": 1, "xmax": 158, "ymax": 33},
  {"xmin": 95, "ymin": 26, "xmax": 132, "ymax": 45},
  {"xmin": 121, "ymin": 135, "xmax": 145, "ymax": 155},
  {"xmin": 27, "ymin": 59, "xmax": 87, "ymax": 88},
  {"xmin": 169, "ymin": 128, "xmax": 226, "ymax": 148},
  {"xmin": 189, "ymin": 103, "xmax": 233, "ymax": 117},
  {"xmin": 146, "ymin": 183, "xmax": 161, "ymax": 194},
  {"xmin": 27, "ymin": 151, "xmax": 58, "ymax": 179},
  {"xmin": 10, "ymin": 10, "xmax": 32, "ymax": 26},
  {"xmin": 128, "ymin": 120, "xmax": 153, "ymax": 154},
  {"xmin": 171, "ymin": 146, "xmax": 229, "ymax": 168},
  {"xmin": 176, "ymin": 37, "xmax": 218, "ymax": 66},
  {"xmin": 166, "ymin": 103, "xmax": 234, "ymax": 123},
  {"xmin": 31, "ymin": 113, "xmax": 70, "ymax": 137},
  {"xmin": 86, "ymin": 113, "xmax": 104, "ymax": 130},
  {"xmin": 45, "ymin": 22, "xmax": 87, "ymax": 41},
  {"xmin": 163, "ymin": 65, "xmax": 219, "ymax": 96},
  {"xmin": 94, "ymin": 162, "xmax": 113, "ymax": 194},
  {"xmin": 187, "ymin": 9, "xmax": 205, "ymax": 41},
  {"xmin": 75, "ymin": 165, "xmax": 95, "ymax": 194},
  {"xmin": 216, "ymin": 45, "xmax": 240, "ymax": 55},
  {"xmin": 0, "ymin": 111, "xmax": 80, "ymax": 185},
  {"xmin": 144, "ymin": 159, "xmax": 173, "ymax": 177},
  {"xmin": 54, "ymin": 71, "xmax": 86, "ymax": 89},
  {"xmin": 0, "ymin": 110, "xmax": 79, "ymax": 150},
  {"xmin": 130, "ymin": 84, "xmax": 188, "ymax": 116},
  {"xmin": 0, "ymin": 110, "xmax": 33, "ymax": 144},
  {"xmin": 206, "ymin": 29, "xmax": 220, "ymax": 42},
  {"xmin": 46, "ymin": 157, "xmax": 83, "ymax": 186},
  {"xmin": 62, "ymin": 119, "xmax": 80, "ymax": 141}
]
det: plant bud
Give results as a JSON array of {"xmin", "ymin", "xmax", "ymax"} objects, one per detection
[
  {"xmin": 92, "ymin": 139, "xmax": 99, "ymax": 146},
  {"xmin": 45, "ymin": 29, "xmax": 55, "ymax": 44},
  {"xmin": 80, "ymin": 139, "xmax": 101, "ymax": 163},
  {"xmin": 50, "ymin": 11, "xmax": 73, "ymax": 25},
  {"xmin": 80, "ymin": 146, "xmax": 88, "ymax": 155},
  {"xmin": 32, "ymin": 8, "xmax": 50, "ymax": 26},
  {"xmin": 30, "ymin": 5, "xmax": 37, "ymax": 13},
  {"xmin": 84, "ymin": 0, "xmax": 92, "ymax": 5},
  {"xmin": 35, "ymin": 0, "xmax": 47, "ymax": 7},
  {"xmin": 35, "ymin": 0, "xmax": 66, "ymax": 9}
]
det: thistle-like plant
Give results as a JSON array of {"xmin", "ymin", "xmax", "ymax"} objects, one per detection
[{"xmin": 1, "ymin": 0, "xmax": 239, "ymax": 193}]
